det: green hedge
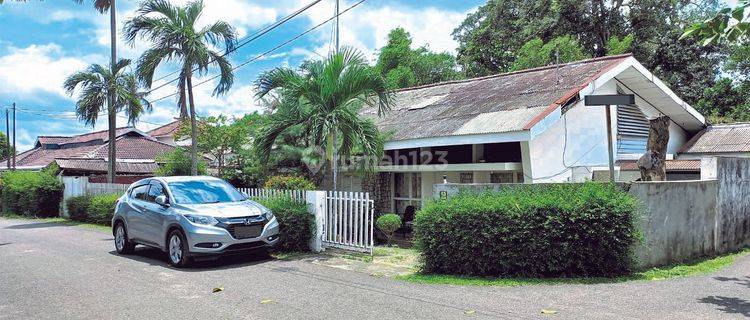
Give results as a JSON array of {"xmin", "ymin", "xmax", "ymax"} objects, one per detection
[
  {"xmin": 66, "ymin": 195, "xmax": 92, "ymax": 222},
  {"xmin": 65, "ymin": 194, "xmax": 119, "ymax": 225},
  {"xmin": 256, "ymin": 196, "xmax": 314, "ymax": 252},
  {"xmin": 0, "ymin": 170, "xmax": 64, "ymax": 217},
  {"xmin": 414, "ymin": 183, "xmax": 640, "ymax": 278}
]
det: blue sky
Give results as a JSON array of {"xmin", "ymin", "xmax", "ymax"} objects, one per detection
[{"xmin": 0, "ymin": 0, "xmax": 483, "ymax": 151}]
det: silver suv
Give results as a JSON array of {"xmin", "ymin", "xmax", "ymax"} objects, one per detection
[{"xmin": 111, "ymin": 176, "xmax": 279, "ymax": 267}]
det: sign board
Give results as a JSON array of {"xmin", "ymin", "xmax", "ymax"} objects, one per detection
[{"xmin": 584, "ymin": 94, "xmax": 635, "ymax": 106}]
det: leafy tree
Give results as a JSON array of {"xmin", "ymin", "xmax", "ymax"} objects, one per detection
[
  {"xmin": 682, "ymin": 1, "xmax": 750, "ymax": 45},
  {"xmin": 255, "ymin": 48, "xmax": 393, "ymax": 191},
  {"xmin": 510, "ymin": 35, "xmax": 589, "ymax": 71},
  {"xmin": 124, "ymin": 0, "xmax": 237, "ymax": 176},
  {"xmin": 606, "ymin": 34, "xmax": 634, "ymax": 55},
  {"xmin": 155, "ymin": 148, "xmax": 207, "ymax": 176},
  {"xmin": 63, "ymin": 59, "xmax": 151, "ymax": 172},
  {"xmin": 375, "ymin": 28, "xmax": 461, "ymax": 89},
  {"xmin": 0, "ymin": 132, "xmax": 13, "ymax": 161},
  {"xmin": 175, "ymin": 115, "xmax": 252, "ymax": 177}
]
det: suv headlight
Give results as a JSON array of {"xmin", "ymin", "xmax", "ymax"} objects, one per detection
[
  {"xmin": 263, "ymin": 209, "xmax": 275, "ymax": 221},
  {"xmin": 184, "ymin": 214, "xmax": 219, "ymax": 226}
]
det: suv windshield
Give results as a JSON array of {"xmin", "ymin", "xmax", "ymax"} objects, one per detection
[{"xmin": 168, "ymin": 180, "xmax": 247, "ymax": 204}]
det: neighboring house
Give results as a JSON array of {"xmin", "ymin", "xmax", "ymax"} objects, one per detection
[
  {"xmin": 0, "ymin": 127, "xmax": 175, "ymax": 184},
  {"xmin": 338, "ymin": 54, "xmax": 742, "ymax": 215},
  {"xmin": 147, "ymin": 119, "xmax": 191, "ymax": 147}
]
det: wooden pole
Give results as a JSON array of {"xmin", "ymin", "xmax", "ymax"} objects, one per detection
[{"xmin": 605, "ymin": 104, "xmax": 615, "ymax": 182}]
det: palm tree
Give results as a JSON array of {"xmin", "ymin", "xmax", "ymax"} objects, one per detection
[
  {"xmin": 64, "ymin": 59, "xmax": 152, "ymax": 152},
  {"xmin": 124, "ymin": 0, "xmax": 236, "ymax": 175},
  {"xmin": 255, "ymin": 48, "xmax": 393, "ymax": 191},
  {"xmin": 3, "ymin": 0, "xmax": 118, "ymax": 182}
]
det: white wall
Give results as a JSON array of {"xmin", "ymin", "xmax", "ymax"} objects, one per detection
[
  {"xmin": 667, "ymin": 121, "xmax": 688, "ymax": 155},
  {"xmin": 528, "ymin": 81, "xmax": 617, "ymax": 182}
]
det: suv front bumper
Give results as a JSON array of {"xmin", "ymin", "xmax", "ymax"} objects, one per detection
[{"xmin": 181, "ymin": 217, "xmax": 280, "ymax": 256}]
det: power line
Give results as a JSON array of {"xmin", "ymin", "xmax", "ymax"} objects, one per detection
[
  {"xmin": 146, "ymin": 0, "xmax": 324, "ymax": 94},
  {"xmin": 13, "ymin": 107, "xmax": 167, "ymax": 126},
  {"xmin": 149, "ymin": 0, "xmax": 367, "ymax": 104}
]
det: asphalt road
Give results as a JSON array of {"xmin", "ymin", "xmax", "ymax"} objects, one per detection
[{"xmin": 0, "ymin": 217, "xmax": 749, "ymax": 320}]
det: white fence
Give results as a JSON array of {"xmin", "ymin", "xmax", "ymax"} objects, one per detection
[
  {"xmin": 60, "ymin": 176, "xmax": 130, "ymax": 217},
  {"xmin": 238, "ymin": 188, "xmax": 307, "ymax": 202},
  {"xmin": 323, "ymin": 191, "xmax": 374, "ymax": 253}
]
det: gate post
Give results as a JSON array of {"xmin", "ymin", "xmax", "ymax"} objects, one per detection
[{"xmin": 306, "ymin": 190, "xmax": 326, "ymax": 252}]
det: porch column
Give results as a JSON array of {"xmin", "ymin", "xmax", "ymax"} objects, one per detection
[{"xmin": 521, "ymin": 141, "xmax": 533, "ymax": 183}]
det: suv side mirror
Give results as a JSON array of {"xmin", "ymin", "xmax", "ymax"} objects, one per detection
[{"xmin": 155, "ymin": 195, "xmax": 170, "ymax": 207}]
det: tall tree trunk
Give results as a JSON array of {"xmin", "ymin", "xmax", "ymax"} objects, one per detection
[
  {"xmin": 178, "ymin": 76, "xmax": 188, "ymax": 119},
  {"xmin": 106, "ymin": 0, "xmax": 117, "ymax": 183},
  {"xmin": 332, "ymin": 131, "xmax": 338, "ymax": 191},
  {"xmin": 186, "ymin": 74, "xmax": 198, "ymax": 176},
  {"xmin": 637, "ymin": 116, "xmax": 670, "ymax": 181}
]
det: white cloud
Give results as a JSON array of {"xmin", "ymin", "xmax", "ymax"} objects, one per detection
[
  {"xmin": 302, "ymin": 0, "xmax": 471, "ymax": 61},
  {"xmin": 0, "ymin": 44, "xmax": 102, "ymax": 98}
]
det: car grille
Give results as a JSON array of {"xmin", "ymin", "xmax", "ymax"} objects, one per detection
[{"xmin": 217, "ymin": 216, "xmax": 267, "ymax": 240}]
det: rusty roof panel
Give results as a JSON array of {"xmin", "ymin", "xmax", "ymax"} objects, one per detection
[{"xmin": 362, "ymin": 55, "xmax": 631, "ymax": 141}]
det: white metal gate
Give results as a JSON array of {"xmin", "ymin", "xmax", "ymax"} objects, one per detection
[{"xmin": 323, "ymin": 191, "xmax": 374, "ymax": 253}]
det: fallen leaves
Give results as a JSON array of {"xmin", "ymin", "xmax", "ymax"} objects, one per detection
[
  {"xmin": 212, "ymin": 286, "xmax": 224, "ymax": 293},
  {"xmin": 541, "ymin": 308, "xmax": 557, "ymax": 315},
  {"xmin": 260, "ymin": 299, "xmax": 276, "ymax": 304}
]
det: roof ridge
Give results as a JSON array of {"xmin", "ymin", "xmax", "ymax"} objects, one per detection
[{"xmin": 394, "ymin": 53, "xmax": 634, "ymax": 93}]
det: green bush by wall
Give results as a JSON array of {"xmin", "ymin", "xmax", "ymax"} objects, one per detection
[
  {"xmin": 263, "ymin": 175, "xmax": 315, "ymax": 190},
  {"xmin": 65, "ymin": 194, "xmax": 119, "ymax": 225},
  {"xmin": 414, "ymin": 183, "xmax": 640, "ymax": 278},
  {"xmin": 0, "ymin": 170, "xmax": 64, "ymax": 217},
  {"xmin": 86, "ymin": 194, "xmax": 120, "ymax": 225},
  {"xmin": 66, "ymin": 195, "xmax": 92, "ymax": 222},
  {"xmin": 256, "ymin": 196, "xmax": 314, "ymax": 252}
]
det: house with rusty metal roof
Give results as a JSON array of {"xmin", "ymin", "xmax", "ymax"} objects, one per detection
[
  {"xmin": 341, "ymin": 54, "xmax": 720, "ymax": 214},
  {"xmin": 0, "ymin": 127, "xmax": 176, "ymax": 184}
]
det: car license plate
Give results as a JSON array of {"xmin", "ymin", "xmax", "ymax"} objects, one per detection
[{"xmin": 234, "ymin": 225, "xmax": 262, "ymax": 238}]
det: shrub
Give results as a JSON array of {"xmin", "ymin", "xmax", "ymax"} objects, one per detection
[
  {"xmin": 414, "ymin": 183, "xmax": 640, "ymax": 278},
  {"xmin": 376, "ymin": 213, "xmax": 401, "ymax": 244},
  {"xmin": 66, "ymin": 195, "xmax": 92, "ymax": 222},
  {"xmin": 256, "ymin": 196, "xmax": 314, "ymax": 252},
  {"xmin": 155, "ymin": 148, "xmax": 208, "ymax": 176},
  {"xmin": 263, "ymin": 175, "xmax": 315, "ymax": 190},
  {"xmin": 0, "ymin": 170, "xmax": 64, "ymax": 217},
  {"xmin": 86, "ymin": 194, "xmax": 120, "ymax": 225}
]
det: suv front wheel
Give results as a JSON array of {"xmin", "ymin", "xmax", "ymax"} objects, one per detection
[
  {"xmin": 114, "ymin": 222, "xmax": 135, "ymax": 254},
  {"xmin": 167, "ymin": 229, "xmax": 190, "ymax": 267}
]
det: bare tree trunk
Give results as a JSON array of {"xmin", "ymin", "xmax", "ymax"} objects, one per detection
[
  {"xmin": 186, "ymin": 74, "xmax": 198, "ymax": 176},
  {"xmin": 106, "ymin": 0, "xmax": 117, "ymax": 184},
  {"xmin": 637, "ymin": 116, "xmax": 670, "ymax": 181}
]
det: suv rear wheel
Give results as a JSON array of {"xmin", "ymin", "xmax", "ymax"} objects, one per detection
[{"xmin": 167, "ymin": 229, "xmax": 190, "ymax": 267}]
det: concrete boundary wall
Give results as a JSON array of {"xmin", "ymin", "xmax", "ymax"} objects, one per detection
[{"xmin": 433, "ymin": 157, "xmax": 750, "ymax": 268}]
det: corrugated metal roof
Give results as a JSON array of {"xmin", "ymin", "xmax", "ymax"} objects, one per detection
[
  {"xmin": 361, "ymin": 54, "xmax": 631, "ymax": 141},
  {"xmin": 679, "ymin": 123, "xmax": 750, "ymax": 154}
]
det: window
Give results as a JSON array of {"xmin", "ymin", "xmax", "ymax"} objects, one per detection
[
  {"xmin": 490, "ymin": 172, "xmax": 514, "ymax": 183},
  {"xmin": 393, "ymin": 173, "xmax": 422, "ymax": 215},
  {"xmin": 617, "ymin": 104, "xmax": 649, "ymax": 154},
  {"xmin": 130, "ymin": 185, "xmax": 149, "ymax": 201},
  {"xmin": 145, "ymin": 182, "xmax": 166, "ymax": 203},
  {"xmin": 460, "ymin": 172, "xmax": 473, "ymax": 183},
  {"xmin": 168, "ymin": 179, "xmax": 247, "ymax": 204}
]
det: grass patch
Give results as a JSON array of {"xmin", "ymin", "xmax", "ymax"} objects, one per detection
[
  {"xmin": 396, "ymin": 248, "xmax": 750, "ymax": 287},
  {"xmin": 0, "ymin": 213, "xmax": 111, "ymax": 233}
]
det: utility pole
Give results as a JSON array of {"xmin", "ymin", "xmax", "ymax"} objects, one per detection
[
  {"xmin": 335, "ymin": 0, "xmax": 339, "ymax": 53},
  {"xmin": 11, "ymin": 102, "xmax": 16, "ymax": 170},
  {"xmin": 5, "ymin": 108, "xmax": 9, "ymax": 170},
  {"xmin": 107, "ymin": 0, "xmax": 117, "ymax": 183}
]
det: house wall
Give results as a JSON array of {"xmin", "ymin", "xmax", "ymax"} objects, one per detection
[{"xmin": 527, "ymin": 79, "xmax": 692, "ymax": 183}]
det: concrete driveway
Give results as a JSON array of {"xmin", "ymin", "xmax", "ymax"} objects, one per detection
[{"xmin": 0, "ymin": 217, "xmax": 749, "ymax": 320}]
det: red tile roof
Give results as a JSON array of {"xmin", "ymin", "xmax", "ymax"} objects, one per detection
[
  {"xmin": 2, "ymin": 129, "xmax": 175, "ymax": 171},
  {"xmin": 147, "ymin": 120, "xmax": 184, "ymax": 138},
  {"xmin": 55, "ymin": 158, "xmax": 159, "ymax": 174},
  {"xmin": 618, "ymin": 160, "xmax": 701, "ymax": 172}
]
